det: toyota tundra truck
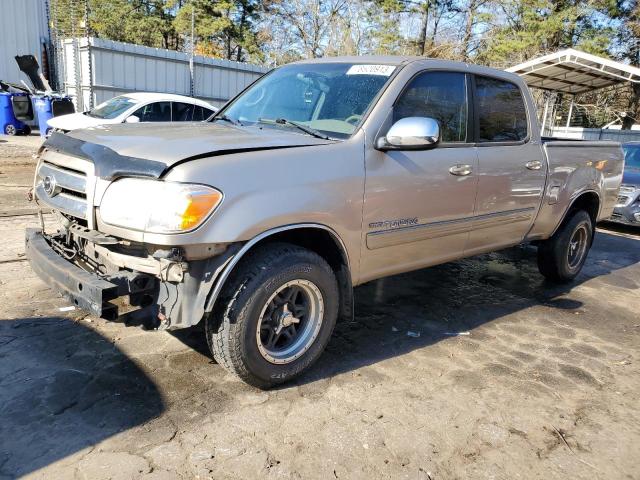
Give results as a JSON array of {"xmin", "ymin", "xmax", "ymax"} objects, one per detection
[{"xmin": 26, "ymin": 57, "xmax": 624, "ymax": 388}]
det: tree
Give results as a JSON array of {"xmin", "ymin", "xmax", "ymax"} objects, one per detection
[
  {"xmin": 264, "ymin": 0, "xmax": 348, "ymax": 60},
  {"xmin": 478, "ymin": 0, "xmax": 613, "ymax": 66},
  {"xmin": 90, "ymin": 0, "xmax": 180, "ymax": 49},
  {"xmin": 173, "ymin": 0, "xmax": 263, "ymax": 61},
  {"xmin": 610, "ymin": 0, "xmax": 640, "ymax": 128}
]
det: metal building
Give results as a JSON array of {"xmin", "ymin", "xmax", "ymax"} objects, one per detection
[
  {"xmin": 61, "ymin": 38, "xmax": 268, "ymax": 111},
  {"xmin": 1, "ymin": 0, "xmax": 267, "ymax": 113},
  {"xmin": 0, "ymin": 0, "xmax": 50, "ymax": 86}
]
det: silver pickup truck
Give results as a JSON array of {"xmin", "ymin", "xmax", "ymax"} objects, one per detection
[{"xmin": 26, "ymin": 56, "xmax": 624, "ymax": 388}]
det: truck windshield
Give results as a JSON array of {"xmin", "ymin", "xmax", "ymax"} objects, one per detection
[
  {"xmin": 217, "ymin": 63, "xmax": 397, "ymax": 139},
  {"xmin": 88, "ymin": 96, "xmax": 139, "ymax": 119},
  {"xmin": 623, "ymin": 144, "xmax": 640, "ymax": 170}
]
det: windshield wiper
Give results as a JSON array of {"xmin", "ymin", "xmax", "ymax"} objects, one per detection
[
  {"xmin": 213, "ymin": 114, "xmax": 242, "ymax": 126},
  {"xmin": 259, "ymin": 117, "xmax": 331, "ymax": 140}
]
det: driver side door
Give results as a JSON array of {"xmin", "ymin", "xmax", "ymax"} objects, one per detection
[{"xmin": 360, "ymin": 70, "xmax": 479, "ymax": 283}]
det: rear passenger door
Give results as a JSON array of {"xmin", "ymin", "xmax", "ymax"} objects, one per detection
[{"xmin": 465, "ymin": 75, "xmax": 547, "ymax": 253}]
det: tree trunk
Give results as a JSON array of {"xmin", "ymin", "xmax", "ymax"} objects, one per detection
[
  {"xmin": 417, "ymin": 2, "xmax": 430, "ymax": 56},
  {"xmin": 462, "ymin": 0, "xmax": 476, "ymax": 61},
  {"xmin": 236, "ymin": 7, "xmax": 248, "ymax": 62},
  {"xmin": 623, "ymin": 82, "xmax": 640, "ymax": 130}
]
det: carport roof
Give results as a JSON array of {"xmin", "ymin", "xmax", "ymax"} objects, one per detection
[{"xmin": 506, "ymin": 48, "xmax": 640, "ymax": 94}]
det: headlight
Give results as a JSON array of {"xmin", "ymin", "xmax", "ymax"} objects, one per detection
[{"xmin": 100, "ymin": 178, "xmax": 223, "ymax": 233}]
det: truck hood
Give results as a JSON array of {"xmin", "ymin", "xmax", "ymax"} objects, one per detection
[
  {"xmin": 43, "ymin": 122, "xmax": 335, "ymax": 180},
  {"xmin": 622, "ymin": 168, "xmax": 640, "ymax": 188}
]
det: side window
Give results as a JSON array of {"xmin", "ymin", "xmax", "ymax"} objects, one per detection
[
  {"xmin": 475, "ymin": 77, "xmax": 528, "ymax": 142},
  {"xmin": 172, "ymin": 102, "xmax": 194, "ymax": 121},
  {"xmin": 394, "ymin": 71, "xmax": 468, "ymax": 143},
  {"xmin": 133, "ymin": 102, "xmax": 171, "ymax": 122},
  {"xmin": 193, "ymin": 106, "xmax": 214, "ymax": 121}
]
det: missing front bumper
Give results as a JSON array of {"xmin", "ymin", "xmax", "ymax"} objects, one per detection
[
  {"xmin": 25, "ymin": 228, "xmax": 156, "ymax": 320},
  {"xmin": 25, "ymin": 228, "xmax": 239, "ymax": 329}
]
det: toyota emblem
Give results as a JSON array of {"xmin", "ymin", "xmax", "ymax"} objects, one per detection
[{"xmin": 43, "ymin": 175, "xmax": 58, "ymax": 197}]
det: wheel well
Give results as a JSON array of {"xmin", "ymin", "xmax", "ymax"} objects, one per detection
[
  {"xmin": 241, "ymin": 227, "xmax": 354, "ymax": 322},
  {"xmin": 567, "ymin": 191, "xmax": 600, "ymax": 227},
  {"xmin": 549, "ymin": 191, "xmax": 600, "ymax": 242}
]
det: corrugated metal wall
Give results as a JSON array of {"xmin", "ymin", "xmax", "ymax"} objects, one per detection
[
  {"xmin": 62, "ymin": 38, "xmax": 268, "ymax": 111},
  {"xmin": 0, "ymin": 0, "xmax": 49, "ymax": 86}
]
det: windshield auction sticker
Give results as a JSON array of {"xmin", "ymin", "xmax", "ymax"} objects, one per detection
[{"xmin": 346, "ymin": 65, "xmax": 396, "ymax": 76}]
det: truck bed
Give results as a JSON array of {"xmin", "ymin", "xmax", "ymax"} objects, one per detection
[{"xmin": 526, "ymin": 140, "xmax": 625, "ymax": 240}]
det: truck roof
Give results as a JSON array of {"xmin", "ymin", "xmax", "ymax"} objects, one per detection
[
  {"xmin": 291, "ymin": 56, "xmax": 525, "ymax": 85},
  {"xmin": 292, "ymin": 55, "xmax": 428, "ymax": 66}
]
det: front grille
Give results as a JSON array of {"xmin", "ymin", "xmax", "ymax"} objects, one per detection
[{"xmin": 35, "ymin": 149, "xmax": 94, "ymax": 223}]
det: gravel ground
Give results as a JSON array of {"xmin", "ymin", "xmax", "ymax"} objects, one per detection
[
  {"xmin": 1, "ymin": 136, "xmax": 639, "ymax": 479},
  {"xmin": 0, "ymin": 135, "xmax": 43, "ymax": 214}
]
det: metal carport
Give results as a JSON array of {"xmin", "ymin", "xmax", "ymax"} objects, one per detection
[{"xmin": 507, "ymin": 48, "xmax": 640, "ymax": 133}]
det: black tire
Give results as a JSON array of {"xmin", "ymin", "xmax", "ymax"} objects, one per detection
[
  {"xmin": 537, "ymin": 210, "xmax": 593, "ymax": 283},
  {"xmin": 205, "ymin": 243, "xmax": 339, "ymax": 389}
]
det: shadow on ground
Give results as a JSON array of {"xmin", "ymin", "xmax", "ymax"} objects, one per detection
[
  {"xmin": 0, "ymin": 317, "xmax": 164, "ymax": 478},
  {"xmin": 291, "ymin": 227, "xmax": 640, "ymax": 386}
]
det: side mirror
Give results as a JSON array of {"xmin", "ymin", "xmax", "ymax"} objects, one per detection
[
  {"xmin": 125, "ymin": 115, "xmax": 140, "ymax": 124},
  {"xmin": 375, "ymin": 117, "xmax": 440, "ymax": 151}
]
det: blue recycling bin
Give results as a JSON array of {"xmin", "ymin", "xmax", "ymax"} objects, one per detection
[
  {"xmin": 0, "ymin": 92, "xmax": 31, "ymax": 135},
  {"xmin": 32, "ymin": 95, "xmax": 54, "ymax": 137},
  {"xmin": 32, "ymin": 95, "xmax": 74, "ymax": 137}
]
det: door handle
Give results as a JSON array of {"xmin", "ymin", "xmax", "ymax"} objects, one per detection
[
  {"xmin": 449, "ymin": 164, "xmax": 473, "ymax": 176},
  {"xmin": 525, "ymin": 160, "xmax": 542, "ymax": 170}
]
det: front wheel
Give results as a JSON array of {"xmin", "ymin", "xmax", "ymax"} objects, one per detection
[
  {"xmin": 206, "ymin": 243, "xmax": 339, "ymax": 388},
  {"xmin": 537, "ymin": 210, "xmax": 593, "ymax": 283}
]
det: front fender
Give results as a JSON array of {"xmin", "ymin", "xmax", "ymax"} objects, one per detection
[
  {"xmin": 159, "ymin": 135, "xmax": 366, "ymax": 281},
  {"xmin": 202, "ymin": 223, "xmax": 352, "ymax": 315}
]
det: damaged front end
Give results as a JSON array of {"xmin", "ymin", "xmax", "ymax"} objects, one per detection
[
  {"xmin": 25, "ymin": 219, "xmax": 235, "ymax": 329},
  {"xmin": 26, "ymin": 133, "xmax": 236, "ymax": 330}
]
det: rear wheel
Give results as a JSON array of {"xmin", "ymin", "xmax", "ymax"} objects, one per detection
[
  {"xmin": 206, "ymin": 243, "xmax": 339, "ymax": 388},
  {"xmin": 4, "ymin": 124, "xmax": 17, "ymax": 135},
  {"xmin": 537, "ymin": 210, "xmax": 593, "ymax": 283}
]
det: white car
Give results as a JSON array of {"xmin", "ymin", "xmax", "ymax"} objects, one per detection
[{"xmin": 47, "ymin": 92, "xmax": 217, "ymax": 133}]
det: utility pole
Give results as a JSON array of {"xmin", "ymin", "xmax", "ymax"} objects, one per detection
[
  {"xmin": 70, "ymin": 0, "xmax": 83, "ymax": 111},
  {"xmin": 189, "ymin": 4, "xmax": 195, "ymax": 97},
  {"xmin": 84, "ymin": 0, "xmax": 93, "ymax": 109}
]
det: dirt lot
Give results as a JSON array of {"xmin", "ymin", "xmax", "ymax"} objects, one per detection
[{"xmin": 1, "ymin": 135, "xmax": 639, "ymax": 480}]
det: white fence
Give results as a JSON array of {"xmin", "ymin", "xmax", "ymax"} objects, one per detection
[
  {"xmin": 61, "ymin": 37, "xmax": 268, "ymax": 111},
  {"xmin": 549, "ymin": 126, "xmax": 640, "ymax": 142}
]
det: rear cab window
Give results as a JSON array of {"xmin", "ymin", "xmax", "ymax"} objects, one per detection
[{"xmin": 474, "ymin": 76, "xmax": 528, "ymax": 143}]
